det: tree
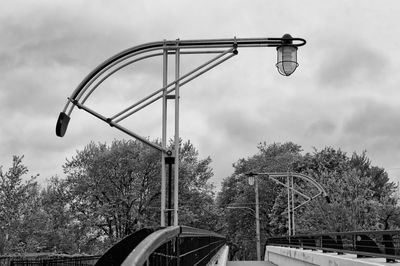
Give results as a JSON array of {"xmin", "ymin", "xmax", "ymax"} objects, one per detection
[
  {"xmin": 62, "ymin": 138, "xmax": 217, "ymax": 252},
  {"xmin": 218, "ymin": 143, "xmax": 399, "ymax": 260},
  {"xmin": 176, "ymin": 140, "xmax": 218, "ymax": 230},
  {"xmin": 0, "ymin": 156, "xmax": 39, "ymax": 254},
  {"xmin": 62, "ymin": 140, "xmax": 161, "ymax": 250},
  {"xmin": 217, "ymin": 142, "xmax": 302, "ymax": 260},
  {"xmin": 291, "ymin": 147, "xmax": 400, "ymax": 233},
  {"xmin": 37, "ymin": 176, "xmax": 82, "ymax": 253}
]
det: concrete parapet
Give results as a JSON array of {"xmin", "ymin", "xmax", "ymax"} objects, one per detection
[
  {"xmin": 207, "ymin": 245, "xmax": 229, "ymax": 266},
  {"xmin": 265, "ymin": 246, "xmax": 400, "ymax": 266}
]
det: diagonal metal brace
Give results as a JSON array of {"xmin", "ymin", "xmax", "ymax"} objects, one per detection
[{"xmin": 69, "ymin": 99, "xmax": 167, "ymax": 153}]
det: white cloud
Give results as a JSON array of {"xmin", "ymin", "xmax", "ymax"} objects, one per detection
[{"xmin": 1, "ymin": 0, "xmax": 400, "ymax": 190}]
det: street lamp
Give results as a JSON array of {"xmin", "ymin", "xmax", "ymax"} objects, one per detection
[
  {"xmin": 276, "ymin": 34, "xmax": 299, "ymax": 76},
  {"xmin": 227, "ymin": 206, "xmax": 261, "ymax": 261},
  {"xmin": 55, "ymin": 35, "xmax": 306, "ymax": 227},
  {"xmin": 245, "ymin": 172, "xmax": 329, "ymax": 236},
  {"xmin": 245, "ymin": 172, "xmax": 261, "ymax": 261}
]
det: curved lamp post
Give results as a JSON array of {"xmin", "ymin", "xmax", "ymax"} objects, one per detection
[
  {"xmin": 227, "ymin": 203, "xmax": 261, "ymax": 260},
  {"xmin": 56, "ymin": 35, "xmax": 306, "ymax": 227},
  {"xmin": 246, "ymin": 172, "xmax": 330, "ymax": 236}
]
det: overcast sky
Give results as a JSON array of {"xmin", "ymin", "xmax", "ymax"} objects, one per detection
[{"xmin": 1, "ymin": 0, "xmax": 400, "ymax": 191}]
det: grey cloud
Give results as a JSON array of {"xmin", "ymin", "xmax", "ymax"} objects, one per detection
[
  {"xmin": 0, "ymin": 2, "xmax": 161, "ymax": 73},
  {"xmin": 207, "ymin": 108, "xmax": 268, "ymax": 145},
  {"xmin": 0, "ymin": 67, "xmax": 72, "ymax": 116},
  {"xmin": 344, "ymin": 101, "xmax": 400, "ymax": 137},
  {"xmin": 341, "ymin": 100, "xmax": 400, "ymax": 156},
  {"xmin": 1, "ymin": 18, "xmax": 116, "ymax": 71},
  {"xmin": 0, "ymin": 8, "xmax": 162, "ymax": 118},
  {"xmin": 317, "ymin": 44, "xmax": 388, "ymax": 88},
  {"xmin": 305, "ymin": 120, "xmax": 336, "ymax": 137},
  {"xmin": 336, "ymin": 100, "xmax": 400, "ymax": 178}
]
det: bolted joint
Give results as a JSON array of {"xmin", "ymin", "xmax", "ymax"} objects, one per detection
[
  {"xmin": 72, "ymin": 99, "xmax": 81, "ymax": 109},
  {"xmin": 106, "ymin": 118, "xmax": 114, "ymax": 127}
]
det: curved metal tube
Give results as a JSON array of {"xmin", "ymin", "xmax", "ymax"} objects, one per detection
[
  {"xmin": 56, "ymin": 36, "xmax": 306, "ymax": 139},
  {"xmin": 121, "ymin": 226, "xmax": 225, "ymax": 266},
  {"xmin": 81, "ymin": 52, "xmax": 164, "ymax": 105},
  {"xmin": 122, "ymin": 226, "xmax": 180, "ymax": 266},
  {"xmin": 266, "ymin": 172, "xmax": 328, "ymax": 197},
  {"xmin": 64, "ymin": 45, "xmax": 166, "ymax": 115},
  {"xmin": 62, "ymin": 37, "xmax": 306, "ymax": 112},
  {"xmin": 253, "ymin": 172, "xmax": 330, "ymax": 208}
]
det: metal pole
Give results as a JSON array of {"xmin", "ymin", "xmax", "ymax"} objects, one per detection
[
  {"xmin": 287, "ymin": 175, "xmax": 291, "ymax": 236},
  {"xmin": 255, "ymin": 177, "xmax": 261, "ymax": 261},
  {"xmin": 161, "ymin": 47, "xmax": 167, "ymax": 227},
  {"xmin": 167, "ymin": 159, "xmax": 173, "ymax": 226},
  {"xmin": 291, "ymin": 174, "xmax": 295, "ymax": 235},
  {"xmin": 173, "ymin": 45, "xmax": 180, "ymax": 226}
]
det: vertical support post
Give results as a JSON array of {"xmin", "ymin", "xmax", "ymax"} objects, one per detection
[
  {"xmin": 255, "ymin": 177, "xmax": 261, "ymax": 261},
  {"xmin": 161, "ymin": 46, "xmax": 168, "ymax": 227},
  {"xmin": 166, "ymin": 157, "xmax": 175, "ymax": 226},
  {"xmin": 174, "ymin": 44, "xmax": 180, "ymax": 226},
  {"xmin": 287, "ymin": 175, "xmax": 291, "ymax": 236},
  {"xmin": 176, "ymin": 235, "xmax": 181, "ymax": 266},
  {"xmin": 291, "ymin": 174, "xmax": 295, "ymax": 235}
]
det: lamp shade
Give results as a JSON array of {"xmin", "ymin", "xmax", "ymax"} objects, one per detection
[
  {"xmin": 56, "ymin": 112, "xmax": 70, "ymax": 137},
  {"xmin": 248, "ymin": 176, "xmax": 255, "ymax": 186},
  {"xmin": 276, "ymin": 34, "xmax": 298, "ymax": 76}
]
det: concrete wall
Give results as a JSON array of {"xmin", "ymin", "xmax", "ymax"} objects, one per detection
[
  {"xmin": 207, "ymin": 245, "xmax": 229, "ymax": 266},
  {"xmin": 265, "ymin": 246, "xmax": 397, "ymax": 266}
]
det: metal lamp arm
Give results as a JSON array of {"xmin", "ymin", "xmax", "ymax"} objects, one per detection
[
  {"xmin": 268, "ymin": 176, "xmax": 312, "ymax": 200},
  {"xmin": 62, "ymin": 37, "xmax": 306, "ymax": 113},
  {"xmin": 249, "ymin": 172, "xmax": 330, "ymax": 203}
]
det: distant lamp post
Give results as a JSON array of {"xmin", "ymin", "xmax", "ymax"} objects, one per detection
[
  {"xmin": 245, "ymin": 172, "xmax": 330, "ymax": 237},
  {"xmin": 246, "ymin": 172, "xmax": 261, "ymax": 261},
  {"xmin": 227, "ymin": 206, "xmax": 261, "ymax": 261},
  {"xmin": 276, "ymin": 34, "xmax": 299, "ymax": 76}
]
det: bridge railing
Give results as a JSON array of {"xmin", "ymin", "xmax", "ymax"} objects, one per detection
[
  {"xmin": 8, "ymin": 255, "xmax": 101, "ymax": 266},
  {"xmin": 120, "ymin": 226, "xmax": 226, "ymax": 266},
  {"xmin": 267, "ymin": 230, "xmax": 400, "ymax": 262}
]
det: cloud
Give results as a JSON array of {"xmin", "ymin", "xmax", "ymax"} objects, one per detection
[
  {"xmin": 305, "ymin": 120, "xmax": 336, "ymax": 137},
  {"xmin": 1, "ymin": 0, "xmax": 400, "ymax": 190},
  {"xmin": 207, "ymin": 108, "xmax": 268, "ymax": 144},
  {"xmin": 343, "ymin": 100, "xmax": 400, "ymax": 138},
  {"xmin": 317, "ymin": 43, "xmax": 388, "ymax": 88},
  {"xmin": 338, "ymin": 100, "xmax": 400, "ymax": 170}
]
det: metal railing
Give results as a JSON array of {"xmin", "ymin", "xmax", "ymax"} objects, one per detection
[
  {"xmin": 6, "ymin": 226, "xmax": 225, "ymax": 266},
  {"xmin": 95, "ymin": 228, "xmax": 155, "ymax": 266},
  {"xmin": 9, "ymin": 255, "xmax": 101, "ymax": 266},
  {"xmin": 267, "ymin": 230, "xmax": 400, "ymax": 262},
  {"xmin": 122, "ymin": 226, "xmax": 226, "ymax": 266}
]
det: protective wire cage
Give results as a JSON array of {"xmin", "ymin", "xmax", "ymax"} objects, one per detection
[{"xmin": 276, "ymin": 45, "xmax": 298, "ymax": 76}]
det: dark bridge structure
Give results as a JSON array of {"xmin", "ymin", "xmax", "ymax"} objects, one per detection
[
  {"xmin": 7, "ymin": 229, "xmax": 400, "ymax": 265},
  {"xmin": 96, "ymin": 226, "xmax": 225, "ymax": 266},
  {"xmin": 94, "ymin": 229, "xmax": 400, "ymax": 265}
]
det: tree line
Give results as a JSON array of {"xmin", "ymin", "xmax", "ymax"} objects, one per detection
[
  {"xmin": 218, "ymin": 142, "xmax": 400, "ymax": 259},
  {"xmin": 0, "ymin": 139, "xmax": 398, "ymax": 260}
]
